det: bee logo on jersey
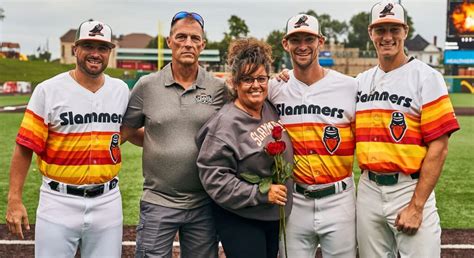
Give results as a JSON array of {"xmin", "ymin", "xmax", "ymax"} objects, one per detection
[
  {"xmin": 322, "ymin": 126, "xmax": 340, "ymax": 155},
  {"xmin": 389, "ymin": 112, "xmax": 407, "ymax": 142},
  {"xmin": 109, "ymin": 133, "xmax": 121, "ymax": 163}
]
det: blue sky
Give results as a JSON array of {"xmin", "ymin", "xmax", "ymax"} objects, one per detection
[{"xmin": 0, "ymin": 0, "xmax": 446, "ymax": 59}]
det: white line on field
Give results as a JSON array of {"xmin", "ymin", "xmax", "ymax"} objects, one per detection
[{"xmin": 0, "ymin": 240, "xmax": 470, "ymax": 249}]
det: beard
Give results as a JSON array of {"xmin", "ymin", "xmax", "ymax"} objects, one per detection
[{"xmin": 77, "ymin": 56, "xmax": 108, "ymax": 78}]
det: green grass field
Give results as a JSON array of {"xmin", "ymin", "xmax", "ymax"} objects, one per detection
[
  {"xmin": 449, "ymin": 93, "xmax": 474, "ymax": 107},
  {"xmin": 0, "ymin": 113, "xmax": 473, "ymax": 227},
  {"xmin": 0, "ymin": 59, "xmax": 473, "ymax": 227},
  {"xmin": 0, "ymin": 95, "xmax": 31, "ymax": 107},
  {"xmin": 0, "ymin": 58, "xmax": 133, "ymax": 87}
]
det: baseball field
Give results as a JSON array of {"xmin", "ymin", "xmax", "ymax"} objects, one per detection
[{"xmin": 0, "ymin": 93, "xmax": 473, "ymax": 257}]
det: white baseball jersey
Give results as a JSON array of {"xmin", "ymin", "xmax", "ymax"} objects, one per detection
[
  {"xmin": 268, "ymin": 69, "xmax": 358, "ymax": 185},
  {"xmin": 355, "ymin": 58, "xmax": 459, "ymax": 174},
  {"xmin": 16, "ymin": 72, "xmax": 130, "ymax": 184}
]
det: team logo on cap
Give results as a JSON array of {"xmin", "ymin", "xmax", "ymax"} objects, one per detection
[
  {"xmin": 389, "ymin": 111, "xmax": 407, "ymax": 142},
  {"xmin": 89, "ymin": 24, "xmax": 104, "ymax": 37},
  {"xmin": 109, "ymin": 133, "xmax": 121, "ymax": 164},
  {"xmin": 294, "ymin": 15, "xmax": 309, "ymax": 28},
  {"xmin": 379, "ymin": 3, "xmax": 394, "ymax": 17},
  {"xmin": 322, "ymin": 126, "xmax": 340, "ymax": 155}
]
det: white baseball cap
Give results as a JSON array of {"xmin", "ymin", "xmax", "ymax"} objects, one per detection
[
  {"xmin": 75, "ymin": 19, "xmax": 115, "ymax": 48},
  {"xmin": 285, "ymin": 14, "xmax": 324, "ymax": 39},
  {"xmin": 369, "ymin": 1, "xmax": 407, "ymax": 28}
]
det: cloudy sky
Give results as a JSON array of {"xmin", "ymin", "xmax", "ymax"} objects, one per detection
[{"xmin": 0, "ymin": 0, "xmax": 446, "ymax": 59}]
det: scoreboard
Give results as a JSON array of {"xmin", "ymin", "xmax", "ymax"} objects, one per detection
[{"xmin": 445, "ymin": 0, "xmax": 474, "ymax": 50}]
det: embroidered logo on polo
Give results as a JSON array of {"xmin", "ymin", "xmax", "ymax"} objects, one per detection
[
  {"xmin": 89, "ymin": 24, "xmax": 104, "ymax": 37},
  {"xmin": 389, "ymin": 111, "xmax": 407, "ymax": 142},
  {"xmin": 195, "ymin": 93, "xmax": 213, "ymax": 104},
  {"xmin": 109, "ymin": 133, "xmax": 121, "ymax": 163},
  {"xmin": 379, "ymin": 3, "xmax": 394, "ymax": 17},
  {"xmin": 322, "ymin": 126, "xmax": 341, "ymax": 155},
  {"xmin": 294, "ymin": 15, "xmax": 309, "ymax": 28}
]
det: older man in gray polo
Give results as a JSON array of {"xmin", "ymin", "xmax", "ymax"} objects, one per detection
[{"xmin": 121, "ymin": 11, "xmax": 226, "ymax": 258}]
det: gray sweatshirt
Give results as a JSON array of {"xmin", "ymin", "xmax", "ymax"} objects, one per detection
[{"xmin": 196, "ymin": 100, "xmax": 293, "ymax": 221}]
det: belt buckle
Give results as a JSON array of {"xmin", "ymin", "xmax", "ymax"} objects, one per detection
[
  {"xmin": 83, "ymin": 185, "xmax": 105, "ymax": 198},
  {"xmin": 374, "ymin": 174, "xmax": 398, "ymax": 186},
  {"xmin": 303, "ymin": 190, "xmax": 312, "ymax": 198}
]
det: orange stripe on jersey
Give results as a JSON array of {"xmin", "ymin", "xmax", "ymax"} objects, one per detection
[
  {"xmin": 421, "ymin": 95, "xmax": 460, "ymax": 142},
  {"xmin": 285, "ymin": 121, "xmax": 354, "ymax": 184},
  {"xmin": 356, "ymin": 106, "xmax": 429, "ymax": 173},
  {"xmin": 16, "ymin": 109, "xmax": 48, "ymax": 154},
  {"xmin": 34, "ymin": 131, "xmax": 121, "ymax": 184},
  {"xmin": 357, "ymin": 142, "xmax": 425, "ymax": 174},
  {"xmin": 37, "ymin": 161, "xmax": 121, "ymax": 184},
  {"xmin": 422, "ymin": 95, "xmax": 450, "ymax": 109},
  {"xmin": 46, "ymin": 132, "xmax": 116, "ymax": 152}
]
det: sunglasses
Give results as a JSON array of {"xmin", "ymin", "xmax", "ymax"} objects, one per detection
[{"xmin": 171, "ymin": 11, "xmax": 204, "ymax": 29}]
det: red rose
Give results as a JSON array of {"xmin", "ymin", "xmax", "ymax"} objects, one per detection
[
  {"xmin": 272, "ymin": 125, "xmax": 283, "ymax": 140},
  {"xmin": 265, "ymin": 141, "xmax": 286, "ymax": 156}
]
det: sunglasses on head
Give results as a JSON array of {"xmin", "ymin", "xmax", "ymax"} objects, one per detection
[{"xmin": 171, "ymin": 11, "xmax": 204, "ymax": 29}]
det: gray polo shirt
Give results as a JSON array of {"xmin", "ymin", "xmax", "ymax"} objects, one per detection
[{"xmin": 123, "ymin": 63, "xmax": 226, "ymax": 209}]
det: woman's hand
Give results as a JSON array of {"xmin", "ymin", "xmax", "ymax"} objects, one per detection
[
  {"xmin": 268, "ymin": 184, "xmax": 288, "ymax": 206},
  {"xmin": 273, "ymin": 69, "xmax": 290, "ymax": 82}
]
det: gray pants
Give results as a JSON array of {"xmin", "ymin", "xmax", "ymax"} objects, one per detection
[{"xmin": 135, "ymin": 201, "xmax": 218, "ymax": 258}]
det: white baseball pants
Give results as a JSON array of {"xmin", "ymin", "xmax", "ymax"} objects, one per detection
[
  {"xmin": 280, "ymin": 176, "xmax": 356, "ymax": 258},
  {"xmin": 357, "ymin": 171, "xmax": 441, "ymax": 258},
  {"xmin": 35, "ymin": 178, "xmax": 123, "ymax": 258}
]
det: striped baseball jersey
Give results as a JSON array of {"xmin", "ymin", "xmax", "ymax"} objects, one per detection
[
  {"xmin": 268, "ymin": 70, "xmax": 358, "ymax": 184},
  {"xmin": 16, "ymin": 72, "xmax": 130, "ymax": 184},
  {"xmin": 355, "ymin": 58, "xmax": 460, "ymax": 174}
]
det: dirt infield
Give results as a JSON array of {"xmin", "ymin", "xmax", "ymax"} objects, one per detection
[{"xmin": 0, "ymin": 225, "xmax": 473, "ymax": 257}]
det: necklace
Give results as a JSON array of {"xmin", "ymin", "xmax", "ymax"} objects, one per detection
[{"xmin": 369, "ymin": 66, "xmax": 380, "ymax": 95}]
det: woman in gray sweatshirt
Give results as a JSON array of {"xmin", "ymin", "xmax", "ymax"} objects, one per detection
[{"xmin": 196, "ymin": 38, "xmax": 293, "ymax": 258}]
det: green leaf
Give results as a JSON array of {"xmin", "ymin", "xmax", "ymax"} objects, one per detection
[
  {"xmin": 240, "ymin": 172, "xmax": 262, "ymax": 184},
  {"xmin": 259, "ymin": 177, "xmax": 272, "ymax": 194}
]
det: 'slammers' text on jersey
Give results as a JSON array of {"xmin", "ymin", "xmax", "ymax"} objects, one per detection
[{"xmin": 59, "ymin": 111, "xmax": 123, "ymax": 125}]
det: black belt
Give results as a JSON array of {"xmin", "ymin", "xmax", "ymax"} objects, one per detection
[
  {"xmin": 48, "ymin": 178, "xmax": 118, "ymax": 198},
  {"xmin": 367, "ymin": 171, "xmax": 420, "ymax": 186},
  {"xmin": 295, "ymin": 181, "xmax": 347, "ymax": 199}
]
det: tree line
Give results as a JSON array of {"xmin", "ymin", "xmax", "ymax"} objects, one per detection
[{"xmin": 148, "ymin": 10, "xmax": 414, "ymax": 70}]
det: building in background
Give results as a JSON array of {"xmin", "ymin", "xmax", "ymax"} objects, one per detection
[
  {"xmin": 0, "ymin": 42, "xmax": 20, "ymax": 59},
  {"xmin": 59, "ymin": 29, "xmax": 220, "ymax": 72},
  {"xmin": 405, "ymin": 34, "xmax": 442, "ymax": 67}
]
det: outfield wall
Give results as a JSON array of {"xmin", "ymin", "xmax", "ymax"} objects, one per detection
[{"xmin": 445, "ymin": 76, "xmax": 474, "ymax": 94}]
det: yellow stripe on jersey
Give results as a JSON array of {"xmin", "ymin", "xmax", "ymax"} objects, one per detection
[
  {"xmin": 37, "ymin": 160, "xmax": 121, "ymax": 185},
  {"xmin": 286, "ymin": 123, "xmax": 354, "ymax": 184}
]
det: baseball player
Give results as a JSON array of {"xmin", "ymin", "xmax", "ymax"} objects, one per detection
[
  {"xmin": 268, "ymin": 14, "xmax": 357, "ymax": 257},
  {"xmin": 355, "ymin": 2, "xmax": 460, "ymax": 257},
  {"xmin": 5, "ymin": 19, "xmax": 129, "ymax": 257}
]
